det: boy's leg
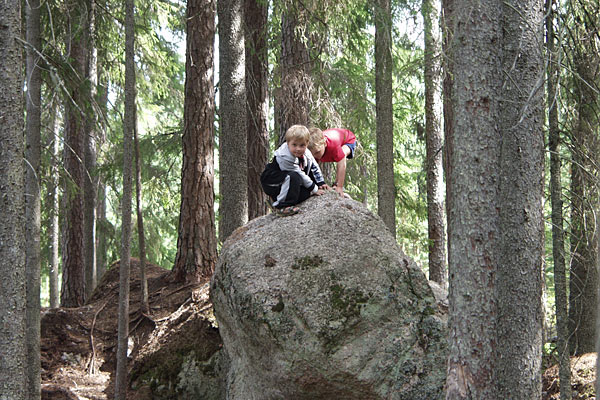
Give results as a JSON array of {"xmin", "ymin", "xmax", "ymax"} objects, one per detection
[{"xmin": 274, "ymin": 172, "xmax": 307, "ymax": 208}]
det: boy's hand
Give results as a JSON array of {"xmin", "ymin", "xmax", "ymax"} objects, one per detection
[
  {"xmin": 320, "ymin": 184, "xmax": 332, "ymax": 191},
  {"xmin": 314, "ymin": 188, "xmax": 326, "ymax": 196}
]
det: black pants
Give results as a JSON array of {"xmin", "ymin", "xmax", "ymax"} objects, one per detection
[{"xmin": 261, "ymin": 164, "xmax": 313, "ymax": 208}]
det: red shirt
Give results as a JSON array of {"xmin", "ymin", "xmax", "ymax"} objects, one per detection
[{"xmin": 320, "ymin": 128, "xmax": 356, "ymax": 162}]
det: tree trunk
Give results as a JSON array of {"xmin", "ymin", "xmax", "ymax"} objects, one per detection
[
  {"xmin": 48, "ymin": 100, "xmax": 61, "ymax": 309},
  {"xmin": 245, "ymin": 0, "xmax": 269, "ymax": 220},
  {"xmin": 0, "ymin": 0, "xmax": 26, "ymax": 396},
  {"xmin": 445, "ymin": 1, "xmax": 502, "ymax": 398},
  {"xmin": 134, "ymin": 112, "xmax": 149, "ymax": 314},
  {"xmin": 423, "ymin": 0, "xmax": 447, "ymax": 286},
  {"xmin": 496, "ymin": 1, "xmax": 544, "ymax": 398},
  {"xmin": 61, "ymin": 4, "xmax": 88, "ymax": 307},
  {"xmin": 278, "ymin": 3, "xmax": 311, "ymax": 145},
  {"xmin": 546, "ymin": 0, "xmax": 571, "ymax": 396},
  {"xmin": 441, "ymin": 0, "xmax": 454, "ymax": 285},
  {"xmin": 219, "ymin": 0, "xmax": 248, "ymax": 240},
  {"xmin": 374, "ymin": 0, "xmax": 396, "ymax": 237},
  {"xmin": 96, "ymin": 65, "xmax": 109, "ymax": 282},
  {"xmin": 84, "ymin": 0, "xmax": 98, "ymax": 300},
  {"xmin": 171, "ymin": 0, "xmax": 218, "ymax": 283},
  {"xmin": 25, "ymin": 0, "xmax": 42, "ymax": 397},
  {"xmin": 115, "ymin": 0, "xmax": 135, "ymax": 396},
  {"xmin": 568, "ymin": 0, "xmax": 599, "ymax": 354}
]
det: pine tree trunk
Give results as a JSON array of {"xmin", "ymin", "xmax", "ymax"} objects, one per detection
[
  {"xmin": 374, "ymin": 0, "xmax": 396, "ymax": 237},
  {"xmin": 48, "ymin": 100, "xmax": 61, "ymax": 309},
  {"xmin": 115, "ymin": 0, "xmax": 135, "ymax": 396},
  {"xmin": 245, "ymin": 0, "xmax": 269, "ymax": 220},
  {"xmin": 278, "ymin": 3, "xmax": 311, "ymax": 144},
  {"xmin": 496, "ymin": 1, "xmax": 544, "ymax": 398},
  {"xmin": 61, "ymin": 6, "xmax": 87, "ymax": 307},
  {"xmin": 219, "ymin": 0, "xmax": 248, "ymax": 240},
  {"xmin": 84, "ymin": 0, "xmax": 98, "ymax": 300},
  {"xmin": 171, "ymin": 0, "xmax": 217, "ymax": 283},
  {"xmin": 0, "ymin": 0, "xmax": 26, "ymax": 396},
  {"xmin": 546, "ymin": 0, "xmax": 571, "ymax": 396},
  {"xmin": 445, "ymin": 1, "xmax": 502, "ymax": 398},
  {"xmin": 423, "ymin": 0, "xmax": 447, "ymax": 286},
  {"xmin": 134, "ymin": 113, "xmax": 149, "ymax": 313},
  {"xmin": 25, "ymin": 0, "xmax": 42, "ymax": 396}
]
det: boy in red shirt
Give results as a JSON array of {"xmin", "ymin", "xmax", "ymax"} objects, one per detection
[{"xmin": 308, "ymin": 127, "xmax": 357, "ymax": 196}]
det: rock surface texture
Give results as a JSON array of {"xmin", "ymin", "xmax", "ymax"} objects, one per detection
[{"xmin": 211, "ymin": 192, "xmax": 447, "ymax": 399}]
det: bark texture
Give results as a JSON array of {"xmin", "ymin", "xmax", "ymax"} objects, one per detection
[
  {"xmin": 0, "ymin": 0, "xmax": 26, "ymax": 396},
  {"xmin": 496, "ymin": 1, "xmax": 545, "ymax": 398},
  {"xmin": 115, "ymin": 0, "xmax": 135, "ymax": 397},
  {"xmin": 219, "ymin": 0, "xmax": 248, "ymax": 240},
  {"xmin": 423, "ymin": 0, "xmax": 447, "ymax": 286},
  {"xmin": 245, "ymin": 0, "xmax": 269, "ymax": 220},
  {"xmin": 61, "ymin": 3, "xmax": 87, "ymax": 307},
  {"xmin": 172, "ymin": 0, "xmax": 218, "ymax": 283},
  {"xmin": 445, "ymin": 1, "xmax": 502, "ymax": 398},
  {"xmin": 25, "ymin": 0, "xmax": 42, "ymax": 397},
  {"xmin": 374, "ymin": 0, "xmax": 396, "ymax": 237},
  {"xmin": 278, "ymin": 3, "xmax": 312, "ymax": 145}
]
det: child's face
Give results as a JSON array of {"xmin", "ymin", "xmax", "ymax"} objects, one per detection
[
  {"xmin": 288, "ymin": 139, "xmax": 308, "ymax": 158},
  {"xmin": 312, "ymin": 145, "xmax": 325, "ymax": 161}
]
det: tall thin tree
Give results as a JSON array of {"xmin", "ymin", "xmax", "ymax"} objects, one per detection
[
  {"xmin": 61, "ymin": 2, "xmax": 88, "ymax": 307},
  {"xmin": 134, "ymin": 112, "xmax": 149, "ymax": 314},
  {"xmin": 546, "ymin": 0, "xmax": 571, "ymax": 396},
  {"xmin": 25, "ymin": 0, "xmax": 42, "ymax": 397},
  {"xmin": 48, "ymin": 99, "xmax": 62, "ymax": 308},
  {"xmin": 219, "ymin": 0, "xmax": 248, "ymax": 240},
  {"xmin": 84, "ymin": 0, "xmax": 99, "ymax": 300},
  {"xmin": 245, "ymin": 0, "xmax": 269, "ymax": 220},
  {"xmin": 374, "ymin": 0, "xmax": 396, "ymax": 236},
  {"xmin": 171, "ymin": 0, "xmax": 218, "ymax": 283},
  {"xmin": 423, "ymin": 0, "xmax": 447, "ymax": 286},
  {"xmin": 115, "ymin": 0, "xmax": 135, "ymax": 396},
  {"xmin": 0, "ymin": 0, "xmax": 26, "ymax": 396}
]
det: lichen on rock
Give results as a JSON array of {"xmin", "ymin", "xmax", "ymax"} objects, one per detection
[{"xmin": 211, "ymin": 192, "xmax": 447, "ymax": 399}]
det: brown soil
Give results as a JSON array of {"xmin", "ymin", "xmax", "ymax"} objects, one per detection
[
  {"xmin": 542, "ymin": 352, "xmax": 596, "ymax": 400},
  {"xmin": 41, "ymin": 258, "xmax": 221, "ymax": 400}
]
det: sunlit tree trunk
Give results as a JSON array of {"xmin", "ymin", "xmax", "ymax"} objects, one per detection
[
  {"xmin": 25, "ymin": 0, "xmax": 42, "ymax": 397},
  {"xmin": 423, "ymin": 0, "xmax": 446, "ymax": 285},
  {"xmin": 48, "ymin": 100, "xmax": 61, "ymax": 308},
  {"xmin": 115, "ymin": 0, "xmax": 135, "ymax": 396},
  {"xmin": 219, "ymin": 0, "xmax": 248, "ymax": 240},
  {"xmin": 0, "ymin": 0, "xmax": 26, "ymax": 396},
  {"xmin": 134, "ymin": 113, "xmax": 149, "ymax": 314},
  {"xmin": 374, "ymin": 0, "xmax": 396, "ymax": 237},
  {"xmin": 245, "ymin": 0, "xmax": 269, "ymax": 220},
  {"xmin": 84, "ymin": 0, "xmax": 98, "ymax": 300},
  {"xmin": 171, "ymin": 0, "xmax": 218, "ymax": 283},
  {"xmin": 546, "ymin": 0, "xmax": 571, "ymax": 397}
]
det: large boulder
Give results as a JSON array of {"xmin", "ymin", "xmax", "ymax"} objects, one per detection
[{"xmin": 210, "ymin": 192, "xmax": 447, "ymax": 399}]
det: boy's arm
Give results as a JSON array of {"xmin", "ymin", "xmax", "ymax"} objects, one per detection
[{"xmin": 334, "ymin": 145, "xmax": 352, "ymax": 195}]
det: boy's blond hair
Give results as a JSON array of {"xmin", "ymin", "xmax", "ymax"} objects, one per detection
[
  {"xmin": 308, "ymin": 127, "xmax": 326, "ymax": 152},
  {"xmin": 285, "ymin": 124, "xmax": 310, "ymax": 144}
]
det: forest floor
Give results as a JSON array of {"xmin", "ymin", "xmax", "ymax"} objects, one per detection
[
  {"xmin": 40, "ymin": 258, "xmax": 595, "ymax": 399},
  {"xmin": 41, "ymin": 258, "xmax": 221, "ymax": 400}
]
